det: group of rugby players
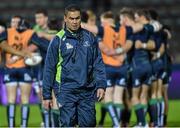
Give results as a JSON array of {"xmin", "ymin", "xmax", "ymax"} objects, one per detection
[
  {"xmin": 0, "ymin": 9, "xmax": 61, "ymax": 127},
  {"xmin": 81, "ymin": 7, "xmax": 172, "ymax": 127},
  {"xmin": 0, "ymin": 7, "xmax": 172, "ymax": 128}
]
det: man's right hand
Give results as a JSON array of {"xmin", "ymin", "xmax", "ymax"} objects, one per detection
[
  {"xmin": 21, "ymin": 50, "xmax": 32, "ymax": 58},
  {"xmin": 43, "ymin": 100, "xmax": 53, "ymax": 110},
  {"xmin": 135, "ymin": 40, "xmax": 143, "ymax": 49},
  {"xmin": 97, "ymin": 88, "xmax": 105, "ymax": 101}
]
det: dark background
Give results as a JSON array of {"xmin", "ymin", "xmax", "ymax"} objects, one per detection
[{"xmin": 0, "ymin": 0, "xmax": 180, "ymax": 63}]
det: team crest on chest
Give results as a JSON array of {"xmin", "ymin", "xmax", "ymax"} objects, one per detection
[
  {"xmin": 66, "ymin": 42, "xmax": 73, "ymax": 49},
  {"xmin": 83, "ymin": 41, "xmax": 90, "ymax": 47}
]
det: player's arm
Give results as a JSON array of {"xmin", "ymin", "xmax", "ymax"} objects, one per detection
[
  {"xmin": 26, "ymin": 44, "xmax": 38, "ymax": 52},
  {"xmin": 115, "ymin": 40, "xmax": 133, "ymax": 54},
  {"xmin": 135, "ymin": 39, "xmax": 155, "ymax": 50},
  {"xmin": 105, "ymin": 31, "xmax": 134, "ymax": 56},
  {"xmin": 152, "ymin": 43, "xmax": 165, "ymax": 60},
  {"xmin": 81, "ymin": 22, "xmax": 98, "ymax": 34},
  {"xmin": 28, "ymin": 31, "xmax": 56, "ymax": 52},
  {"xmin": 0, "ymin": 31, "xmax": 30, "ymax": 57},
  {"xmin": 0, "ymin": 41, "xmax": 30, "ymax": 57},
  {"xmin": 98, "ymin": 41, "xmax": 111, "ymax": 55},
  {"xmin": 163, "ymin": 28, "xmax": 172, "ymax": 40},
  {"xmin": 144, "ymin": 21, "xmax": 162, "ymax": 34},
  {"xmin": 30, "ymin": 33, "xmax": 50, "ymax": 51},
  {"xmin": 104, "ymin": 40, "xmax": 133, "ymax": 56},
  {"xmin": 37, "ymin": 31, "xmax": 55, "ymax": 41},
  {"xmin": 158, "ymin": 43, "xmax": 165, "ymax": 57},
  {"xmin": 131, "ymin": 21, "xmax": 162, "ymax": 34}
]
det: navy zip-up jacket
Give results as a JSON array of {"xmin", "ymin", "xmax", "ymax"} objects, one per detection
[{"xmin": 43, "ymin": 28, "xmax": 106, "ymax": 100}]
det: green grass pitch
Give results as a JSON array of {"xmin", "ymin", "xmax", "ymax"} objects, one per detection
[{"xmin": 0, "ymin": 100, "xmax": 180, "ymax": 127}]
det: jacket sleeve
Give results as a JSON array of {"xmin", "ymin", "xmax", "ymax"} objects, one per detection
[
  {"xmin": 92, "ymin": 36, "xmax": 107, "ymax": 90},
  {"xmin": 42, "ymin": 36, "xmax": 59, "ymax": 100},
  {"xmin": 30, "ymin": 33, "xmax": 50, "ymax": 51}
]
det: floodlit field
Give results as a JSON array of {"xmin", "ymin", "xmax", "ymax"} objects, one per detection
[{"xmin": 0, "ymin": 100, "xmax": 180, "ymax": 127}]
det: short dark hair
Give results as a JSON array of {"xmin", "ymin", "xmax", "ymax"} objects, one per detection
[
  {"xmin": 135, "ymin": 9, "xmax": 151, "ymax": 21},
  {"xmin": 120, "ymin": 7, "xmax": 135, "ymax": 20},
  {"xmin": 64, "ymin": 4, "xmax": 81, "ymax": 16},
  {"xmin": 35, "ymin": 9, "xmax": 48, "ymax": 16}
]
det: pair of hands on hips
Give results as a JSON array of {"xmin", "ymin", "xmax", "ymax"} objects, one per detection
[{"xmin": 135, "ymin": 40, "xmax": 146, "ymax": 49}]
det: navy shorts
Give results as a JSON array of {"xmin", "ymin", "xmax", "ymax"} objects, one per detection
[
  {"xmin": 151, "ymin": 59, "xmax": 164, "ymax": 81},
  {"xmin": 131, "ymin": 62, "xmax": 152, "ymax": 87},
  {"xmin": 31, "ymin": 63, "xmax": 44, "ymax": 87},
  {"xmin": 4, "ymin": 67, "xmax": 32, "ymax": 84},
  {"xmin": 105, "ymin": 64, "xmax": 128, "ymax": 88},
  {"xmin": 162, "ymin": 65, "xmax": 172, "ymax": 85},
  {"xmin": 162, "ymin": 55, "xmax": 172, "ymax": 85}
]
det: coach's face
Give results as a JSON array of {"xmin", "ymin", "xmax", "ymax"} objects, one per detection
[{"xmin": 64, "ymin": 11, "xmax": 81, "ymax": 31}]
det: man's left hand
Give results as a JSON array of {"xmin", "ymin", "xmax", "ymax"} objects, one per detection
[
  {"xmin": 97, "ymin": 88, "xmax": 105, "ymax": 101},
  {"xmin": 135, "ymin": 40, "xmax": 143, "ymax": 49}
]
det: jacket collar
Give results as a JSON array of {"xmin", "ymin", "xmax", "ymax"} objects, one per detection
[{"xmin": 64, "ymin": 25, "xmax": 82, "ymax": 39}]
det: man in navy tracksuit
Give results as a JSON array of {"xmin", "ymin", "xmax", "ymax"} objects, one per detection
[{"xmin": 42, "ymin": 5, "xmax": 106, "ymax": 127}]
